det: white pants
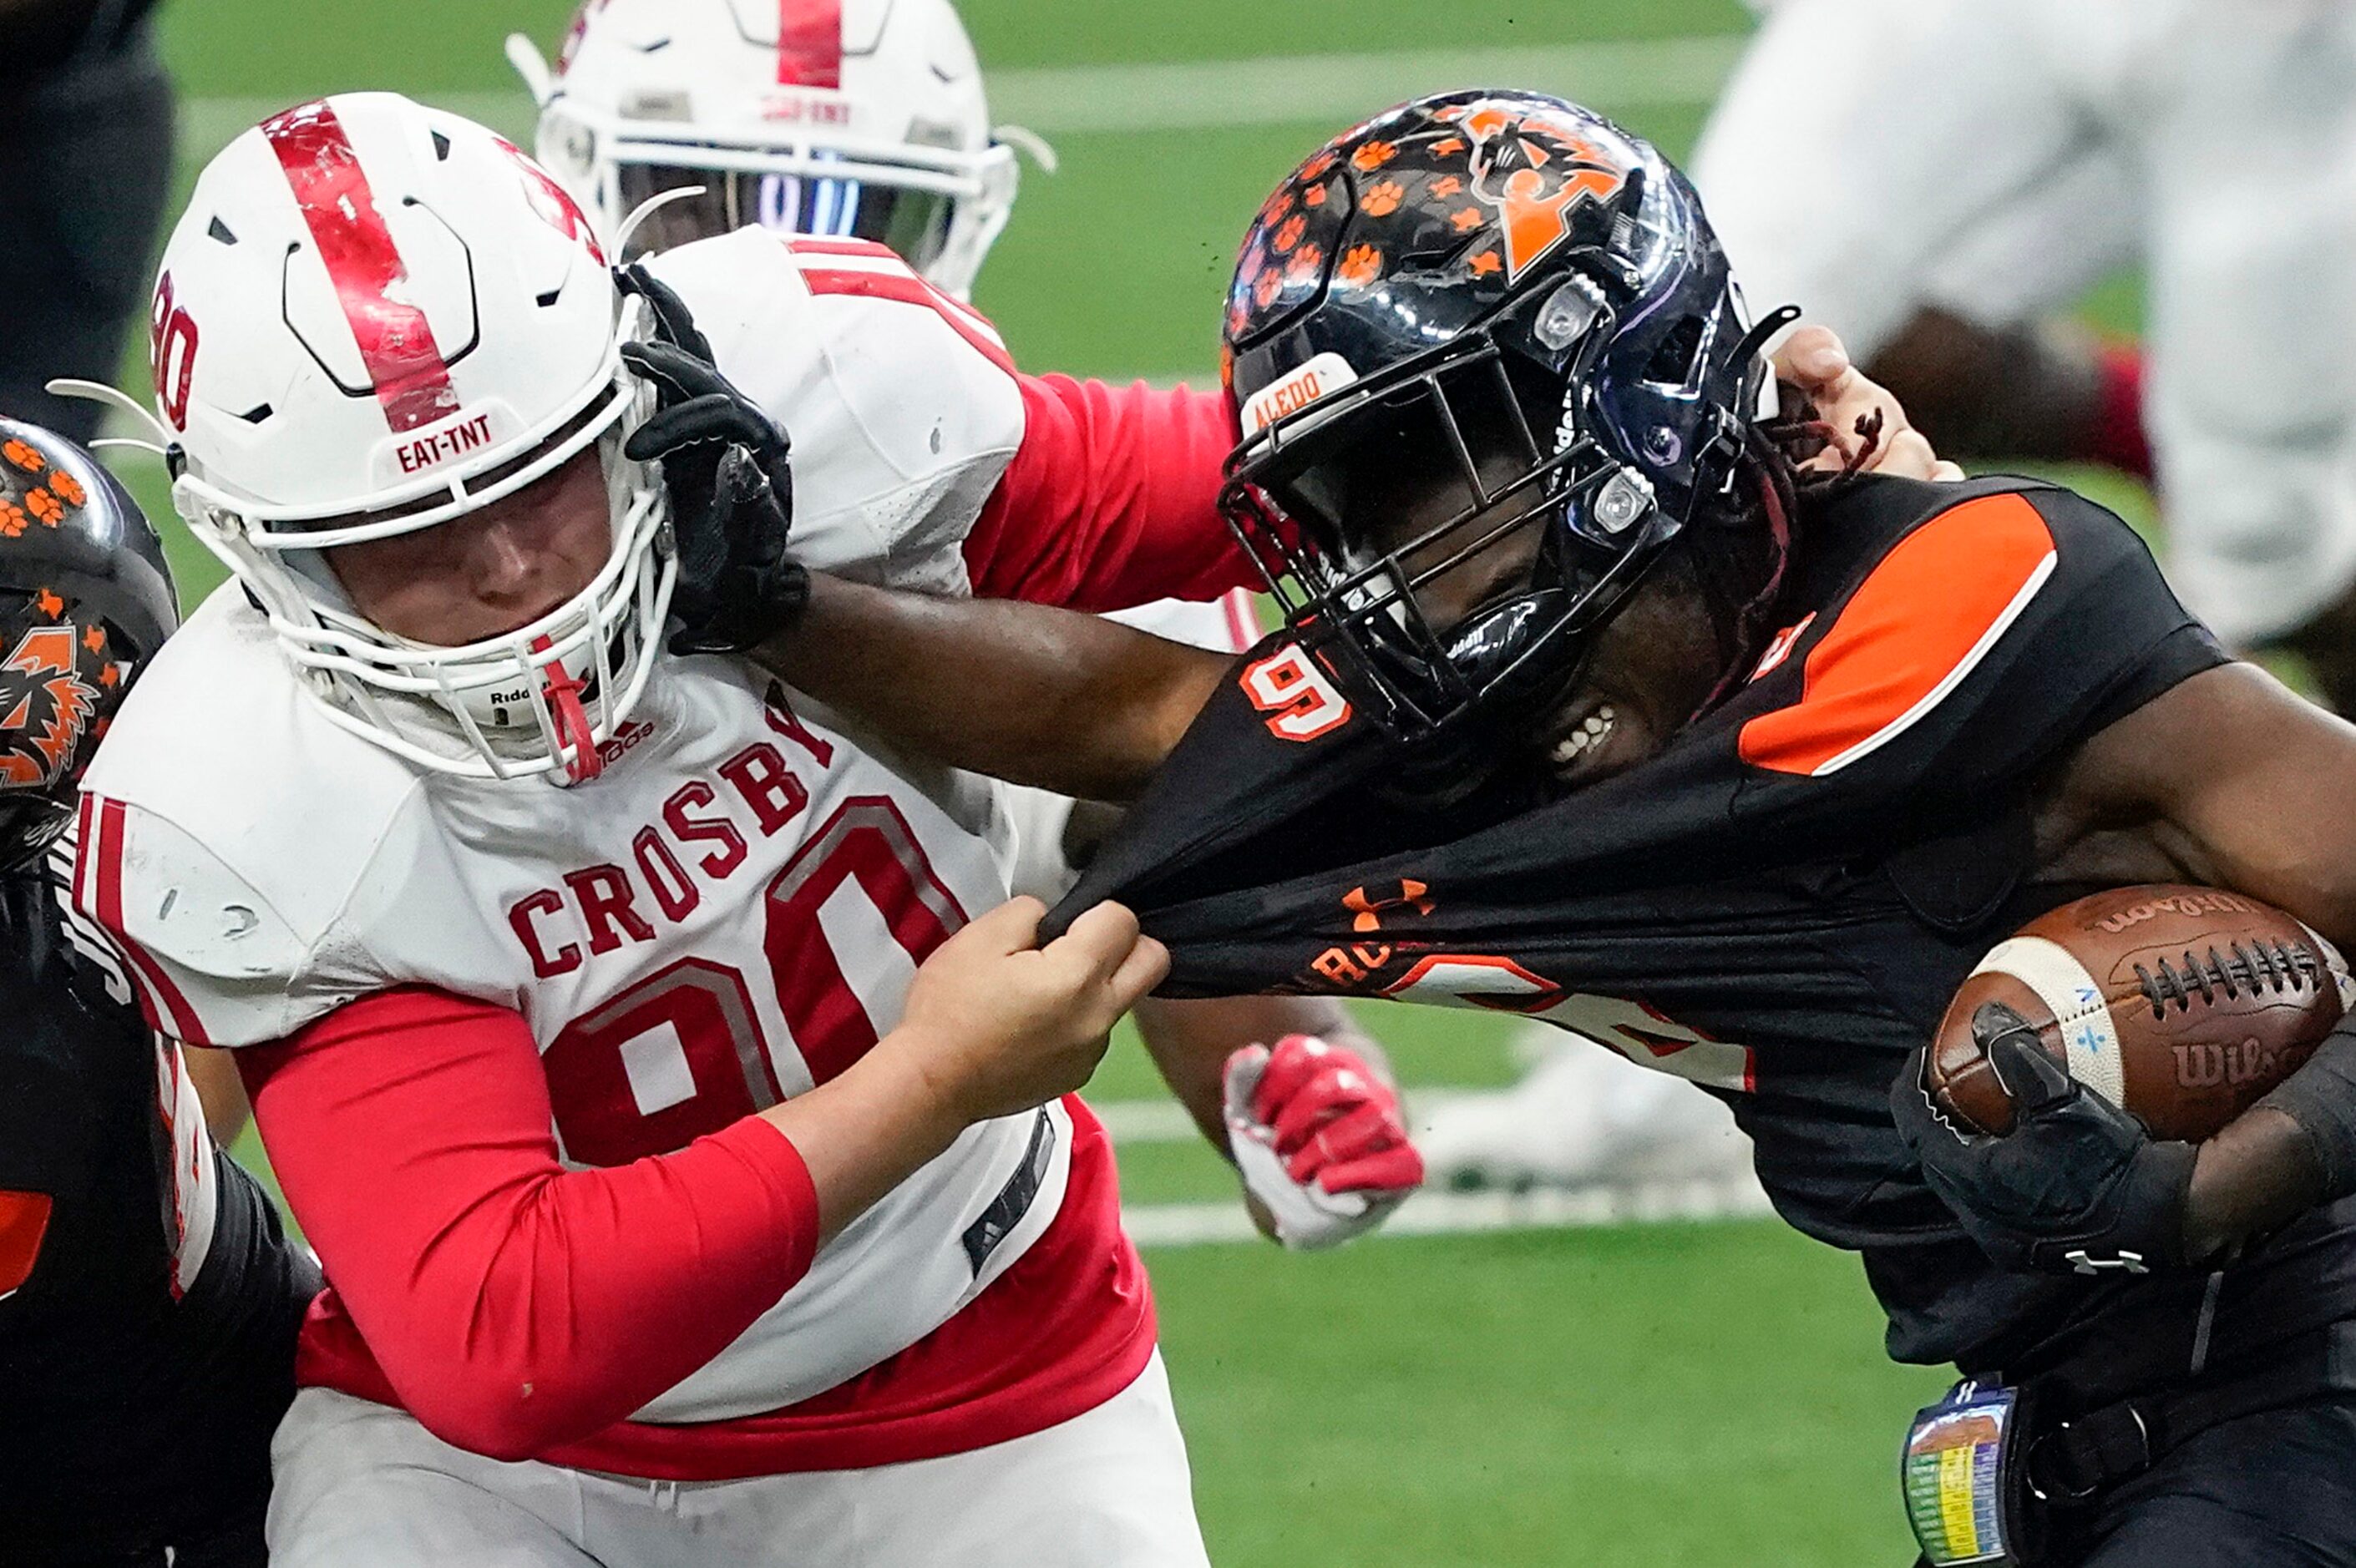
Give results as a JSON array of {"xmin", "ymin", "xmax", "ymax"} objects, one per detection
[
  {"xmin": 266, "ymin": 1353, "xmax": 1210, "ymax": 1568},
  {"xmin": 1694, "ymin": 0, "xmax": 2356, "ymax": 644}
]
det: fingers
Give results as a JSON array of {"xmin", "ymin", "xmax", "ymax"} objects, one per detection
[
  {"xmin": 1268, "ymin": 1062, "xmax": 1371, "ymax": 1150},
  {"xmin": 1104, "ymin": 933, "xmax": 1171, "ymax": 1012},
  {"xmin": 621, "ymin": 341, "xmax": 727, "ymax": 399},
  {"xmin": 1873, "ymin": 426, "xmax": 1946, "ymax": 483},
  {"xmin": 1931, "ymin": 459, "xmax": 1967, "ymax": 483},
  {"xmin": 616, "ymin": 266, "xmax": 714, "ymax": 361},
  {"xmin": 1988, "ymin": 1033, "xmax": 2073, "ymax": 1114},
  {"xmin": 1317, "ymin": 1143, "xmax": 1427, "ymax": 1196},
  {"xmin": 1771, "ymin": 325, "xmax": 1852, "ymax": 393},
  {"xmin": 957, "ymin": 894, "xmax": 1050, "ymax": 960},
  {"xmin": 1052, "ymin": 899, "xmax": 1144, "ymax": 980},
  {"xmin": 1280, "ymin": 1096, "xmax": 1396, "ymax": 1176},
  {"xmin": 622, "ymin": 393, "xmax": 745, "ymax": 462},
  {"xmin": 1251, "ymin": 1034, "xmax": 1338, "ymax": 1122}
]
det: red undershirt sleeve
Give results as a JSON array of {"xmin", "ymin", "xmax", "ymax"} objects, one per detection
[
  {"xmin": 237, "ymin": 987, "xmax": 820, "ymax": 1462},
  {"xmin": 962, "ymin": 375, "xmax": 1259, "ymax": 610}
]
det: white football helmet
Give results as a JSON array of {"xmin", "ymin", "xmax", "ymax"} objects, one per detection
[
  {"xmin": 149, "ymin": 92, "xmax": 671, "ymax": 785},
  {"xmin": 513, "ymin": 0, "xmax": 1026, "ymax": 296}
]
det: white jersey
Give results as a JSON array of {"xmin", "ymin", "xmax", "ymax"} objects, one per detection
[{"xmin": 68, "ymin": 225, "xmax": 1076, "ymax": 1424}]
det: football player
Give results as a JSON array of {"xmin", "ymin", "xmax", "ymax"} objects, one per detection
[
  {"xmin": 70, "ymin": 93, "xmax": 1248, "ymax": 1568},
  {"xmin": 0, "ymin": 0, "xmax": 176, "ymax": 445},
  {"xmin": 1693, "ymin": 0, "xmax": 2356, "ymax": 712},
  {"xmin": 740, "ymin": 94, "xmax": 2356, "ymax": 1563},
  {"xmin": 508, "ymin": 0, "xmax": 1422, "ymax": 1250},
  {"xmin": 0, "ymin": 418, "xmax": 317, "ymax": 1566}
]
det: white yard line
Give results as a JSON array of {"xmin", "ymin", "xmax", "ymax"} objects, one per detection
[
  {"xmin": 177, "ymin": 34, "xmax": 1742, "ymax": 158},
  {"xmin": 1123, "ymin": 1176, "xmax": 1775, "ymax": 1248}
]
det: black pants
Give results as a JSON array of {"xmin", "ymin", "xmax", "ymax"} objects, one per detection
[
  {"xmin": 0, "ymin": 32, "xmax": 175, "ymax": 444},
  {"xmin": 2042, "ymin": 1393, "xmax": 2356, "ymax": 1566}
]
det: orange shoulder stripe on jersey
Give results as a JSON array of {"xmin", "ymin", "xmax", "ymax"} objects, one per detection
[{"xmin": 1737, "ymin": 492, "xmax": 2058, "ymax": 777}]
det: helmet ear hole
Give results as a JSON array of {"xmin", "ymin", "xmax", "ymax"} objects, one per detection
[{"xmin": 1642, "ymin": 315, "xmax": 1706, "ymax": 391}]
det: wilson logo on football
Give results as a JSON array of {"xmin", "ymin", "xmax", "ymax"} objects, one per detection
[
  {"xmin": 0, "ymin": 623, "xmax": 100, "ymax": 788},
  {"xmin": 1446, "ymin": 100, "xmax": 1629, "ymax": 281}
]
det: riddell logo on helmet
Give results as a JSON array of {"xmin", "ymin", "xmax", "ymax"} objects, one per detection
[{"xmin": 1242, "ymin": 353, "xmax": 1359, "ymax": 434}]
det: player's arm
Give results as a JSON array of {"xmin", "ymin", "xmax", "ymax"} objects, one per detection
[
  {"xmin": 183, "ymin": 1047, "xmax": 251, "ymax": 1145},
  {"xmin": 236, "ymin": 898, "xmax": 1161, "ymax": 1462},
  {"xmin": 2055, "ymin": 661, "xmax": 2356, "ymax": 1258},
  {"xmin": 962, "ymin": 376, "xmax": 1258, "ymax": 611},
  {"xmin": 752, "ymin": 573, "xmax": 1229, "ymax": 802}
]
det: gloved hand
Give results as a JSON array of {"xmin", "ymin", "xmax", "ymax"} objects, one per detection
[
  {"xmin": 1892, "ymin": 1001, "xmax": 2198, "ymax": 1277},
  {"xmin": 616, "ymin": 265, "xmax": 806, "ymax": 655},
  {"xmin": 1224, "ymin": 1034, "xmax": 1424, "ymax": 1251}
]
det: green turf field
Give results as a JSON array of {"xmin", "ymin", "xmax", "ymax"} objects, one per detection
[{"xmin": 126, "ymin": 2, "xmax": 2141, "ymax": 1560}]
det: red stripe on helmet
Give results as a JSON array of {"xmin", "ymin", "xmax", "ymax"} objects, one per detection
[
  {"xmin": 777, "ymin": 0, "xmax": 844, "ymax": 89},
  {"xmin": 261, "ymin": 99, "xmax": 462, "ymax": 435}
]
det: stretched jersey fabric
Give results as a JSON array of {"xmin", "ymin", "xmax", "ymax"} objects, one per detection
[
  {"xmin": 0, "ymin": 864, "xmax": 316, "ymax": 1560},
  {"xmin": 63, "ymin": 228, "xmax": 1213, "ymax": 1476},
  {"xmin": 1061, "ymin": 475, "xmax": 2356, "ymax": 1375}
]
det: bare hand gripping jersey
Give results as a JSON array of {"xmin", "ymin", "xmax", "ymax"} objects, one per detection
[{"xmin": 1061, "ymin": 476, "xmax": 2356, "ymax": 1376}]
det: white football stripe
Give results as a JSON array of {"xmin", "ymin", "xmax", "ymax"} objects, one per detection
[
  {"xmin": 1971, "ymin": 935, "xmax": 2124, "ymax": 1108},
  {"xmin": 2298, "ymin": 920, "xmax": 2356, "ymax": 1014}
]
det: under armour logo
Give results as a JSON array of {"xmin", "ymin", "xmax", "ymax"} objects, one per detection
[{"xmin": 1344, "ymin": 878, "xmax": 1435, "ymax": 934}]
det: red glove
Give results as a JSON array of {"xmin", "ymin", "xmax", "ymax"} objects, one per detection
[{"xmin": 1224, "ymin": 1034, "xmax": 1423, "ymax": 1249}]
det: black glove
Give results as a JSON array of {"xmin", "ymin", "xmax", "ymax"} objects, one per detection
[
  {"xmin": 1892, "ymin": 1001, "xmax": 2199, "ymax": 1277},
  {"xmin": 615, "ymin": 266, "xmax": 806, "ymax": 655}
]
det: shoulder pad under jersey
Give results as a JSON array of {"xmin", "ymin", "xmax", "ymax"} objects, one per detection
[
  {"xmin": 643, "ymin": 228, "xmax": 1026, "ymax": 596},
  {"xmin": 69, "ymin": 587, "xmax": 438, "ymax": 1045}
]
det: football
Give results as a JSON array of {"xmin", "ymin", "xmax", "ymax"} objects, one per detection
[{"xmin": 1928, "ymin": 885, "xmax": 2355, "ymax": 1141}]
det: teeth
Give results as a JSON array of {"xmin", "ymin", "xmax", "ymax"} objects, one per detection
[{"xmin": 1550, "ymin": 709, "xmax": 1618, "ymax": 769}]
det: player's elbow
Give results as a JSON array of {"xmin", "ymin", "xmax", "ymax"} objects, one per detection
[{"xmin": 397, "ymin": 1365, "xmax": 627, "ymax": 1463}]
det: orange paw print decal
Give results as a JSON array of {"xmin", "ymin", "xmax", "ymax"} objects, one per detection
[
  {"xmin": 1338, "ymin": 245, "xmax": 1383, "ymax": 288},
  {"xmin": 1, "ymin": 439, "xmax": 44, "ymax": 476},
  {"xmin": 1360, "ymin": 180, "xmax": 1406, "ymax": 218},
  {"xmin": 1254, "ymin": 267, "xmax": 1285, "ymax": 308},
  {"xmin": 0, "ymin": 503, "xmax": 28, "ymax": 539},
  {"xmin": 1273, "ymin": 214, "xmax": 1308, "ymax": 255},
  {"xmin": 1300, "ymin": 151, "xmax": 1340, "ymax": 182},
  {"xmin": 24, "ymin": 490, "xmax": 63, "ymax": 527},
  {"xmin": 1303, "ymin": 184, "xmax": 1329, "ymax": 209},
  {"xmin": 1350, "ymin": 141, "xmax": 1397, "ymax": 173},
  {"xmin": 45, "ymin": 469, "xmax": 84, "ymax": 509},
  {"xmin": 1286, "ymin": 242, "xmax": 1325, "ymax": 286}
]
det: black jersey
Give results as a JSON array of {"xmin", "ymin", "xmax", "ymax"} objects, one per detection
[
  {"xmin": 1060, "ymin": 475, "xmax": 2356, "ymax": 1378},
  {"xmin": 0, "ymin": 865, "xmax": 317, "ymax": 1563}
]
